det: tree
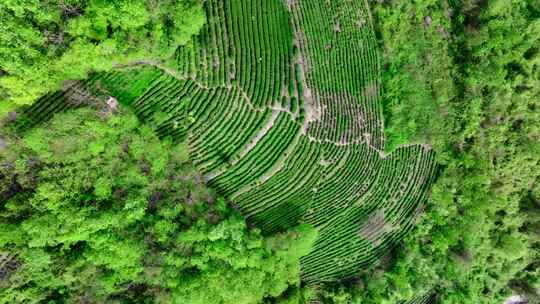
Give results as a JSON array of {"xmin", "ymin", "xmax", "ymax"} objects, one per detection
[
  {"xmin": 327, "ymin": 0, "xmax": 540, "ymax": 303},
  {"xmin": 0, "ymin": 0, "xmax": 206, "ymax": 116},
  {"xmin": 0, "ymin": 107, "xmax": 317, "ymax": 303}
]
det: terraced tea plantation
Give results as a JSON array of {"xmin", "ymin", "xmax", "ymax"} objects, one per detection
[{"xmin": 19, "ymin": 0, "xmax": 437, "ymax": 283}]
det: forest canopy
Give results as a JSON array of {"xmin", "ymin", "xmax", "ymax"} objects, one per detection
[
  {"xmin": 315, "ymin": 0, "xmax": 540, "ymax": 303},
  {"xmin": 0, "ymin": 0, "xmax": 205, "ymax": 116},
  {"xmin": 0, "ymin": 107, "xmax": 317, "ymax": 303}
]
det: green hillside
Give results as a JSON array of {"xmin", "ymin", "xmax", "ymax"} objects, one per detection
[
  {"xmin": 14, "ymin": 0, "xmax": 438, "ymax": 284},
  {"xmin": 1, "ymin": 0, "xmax": 538, "ymax": 303}
]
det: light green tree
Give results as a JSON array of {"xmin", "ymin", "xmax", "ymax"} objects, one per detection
[
  {"xmin": 0, "ymin": 107, "xmax": 317, "ymax": 303},
  {"xmin": 0, "ymin": 0, "xmax": 205, "ymax": 116}
]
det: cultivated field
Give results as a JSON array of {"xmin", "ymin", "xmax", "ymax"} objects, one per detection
[{"xmin": 18, "ymin": 0, "xmax": 437, "ymax": 283}]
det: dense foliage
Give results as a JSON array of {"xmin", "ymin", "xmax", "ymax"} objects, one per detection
[
  {"xmin": 317, "ymin": 0, "xmax": 540, "ymax": 303},
  {"xmin": 10, "ymin": 0, "xmax": 440, "ymax": 285},
  {"xmin": 1, "ymin": 0, "xmax": 538, "ymax": 303},
  {"xmin": 0, "ymin": 0, "xmax": 205, "ymax": 116},
  {"xmin": 0, "ymin": 108, "xmax": 317, "ymax": 303}
]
